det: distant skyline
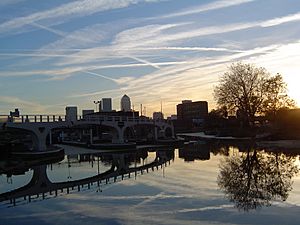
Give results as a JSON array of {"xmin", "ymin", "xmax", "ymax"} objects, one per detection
[{"xmin": 0, "ymin": 0, "xmax": 300, "ymax": 116}]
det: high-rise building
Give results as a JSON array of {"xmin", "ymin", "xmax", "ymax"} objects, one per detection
[
  {"xmin": 177, "ymin": 100, "xmax": 208, "ymax": 120},
  {"xmin": 101, "ymin": 98, "xmax": 112, "ymax": 112},
  {"xmin": 66, "ymin": 106, "xmax": 78, "ymax": 122},
  {"xmin": 121, "ymin": 94, "xmax": 131, "ymax": 112}
]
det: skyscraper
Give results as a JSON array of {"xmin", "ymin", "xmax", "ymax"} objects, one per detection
[
  {"xmin": 101, "ymin": 98, "xmax": 112, "ymax": 112},
  {"xmin": 120, "ymin": 94, "xmax": 131, "ymax": 112},
  {"xmin": 65, "ymin": 106, "xmax": 78, "ymax": 122}
]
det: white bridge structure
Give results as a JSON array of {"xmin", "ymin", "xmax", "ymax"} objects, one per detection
[
  {"xmin": 0, "ymin": 150, "xmax": 174, "ymax": 207},
  {"xmin": 0, "ymin": 114, "xmax": 174, "ymax": 151}
]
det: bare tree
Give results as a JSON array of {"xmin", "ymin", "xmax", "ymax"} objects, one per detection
[
  {"xmin": 218, "ymin": 149, "xmax": 299, "ymax": 211},
  {"xmin": 262, "ymin": 73, "xmax": 295, "ymax": 120},
  {"xmin": 214, "ymin": 62, "xmax": 294, "ymax": 126}
]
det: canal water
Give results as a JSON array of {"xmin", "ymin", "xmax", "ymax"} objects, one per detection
[{"xmin": 1, "ymin": 144, "xmax": 300, "ymax": 225}]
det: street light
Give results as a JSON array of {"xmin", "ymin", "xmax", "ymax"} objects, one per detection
[{"xmin": 94, "ymin": 100, "xmax": 101, "ymax": 112}]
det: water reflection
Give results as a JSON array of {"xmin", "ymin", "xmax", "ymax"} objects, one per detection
[
  {"xmin": 1, "ymin": 143, "xmax": 299, "ymax": 213},
  {"xmin": 0, "ymin": 148, "xmax": 175, "ymax": 207},
  {"xmin": 178, "ymin": 142, "xmax": 210, "ymax": 162},
  {"xmin": 217, "ymin": 148, "xmax": 299, "ymax": 211}
]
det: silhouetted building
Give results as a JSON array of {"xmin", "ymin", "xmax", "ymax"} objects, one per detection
[
  {"xmin": 153, "ymin": 112, "xmax": 164, "ymax": 120},
  {"xmin": 177, "ymin": 100, "xmax": 208, "ymax": 120},
  {"xmin": 66, "ymin": 106, "xmax": 78, "ymax": 122},
  {"xmin": 167, "ymin": 115, "xmax": 177, "ymax": 120},
  {"xmin": 102, "ymin": 98, "xmax": 112, "ymax": 112},
  {"xmin": 82, "ymin": 109, "xmax": 94, "ymax": 116},
  {"xmin": 84, "ymin": 110, "xmax": 139, "ymax": 119},
  {"xmin": 121, "ymin": 94, "xmax": 131, "ymax": 112},
  {"xmin": 174, "ymin": 100, "xmax": 208, "ymax": 133}
]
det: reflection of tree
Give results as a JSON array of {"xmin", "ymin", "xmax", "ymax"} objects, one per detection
[{"xmin": 218, "ymin": 150, "xmax": 299, "ymax": 211}]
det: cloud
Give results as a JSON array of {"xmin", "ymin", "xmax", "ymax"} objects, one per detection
[
  {"xmin": 159, "ymin": 0, "xmax": 256, "ymax": 19},
  {"xmin": 261, "ymin": 12, "xmax": 300, "ymax": 27},
  {"xmin": 15, "ymin": 11, "xmax": 299, "ymax": 70},
  {"xmin": 29, "ymin": 22, "xmax": 67, "ymax": 37},
  {"xmin": 0, "ymin": 0, "xmax": 165, "ymax": 35},
  {"xmin": 111, "ymin": 12, "xmax": 300, "ymax": 49},
  {"xmin": 69, "ymin": 42, "xmax": 290, "ymax": 114},
  {"xmin": 0, "ymin": 96, "xmax": 47, "ymax": 113}
]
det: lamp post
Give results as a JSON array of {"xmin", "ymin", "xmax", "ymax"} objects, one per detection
[{"xmin": 94, "ymin": 100, "xmax": 101, "ymax": 112}]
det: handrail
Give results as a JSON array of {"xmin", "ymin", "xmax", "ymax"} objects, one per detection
[{"xmin": 1, "ymin": 114, "xmax": 171, "ymax": 124}]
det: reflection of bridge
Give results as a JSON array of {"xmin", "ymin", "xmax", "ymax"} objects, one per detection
[
  {"xmin": 0, "ymin": 150, "xmax": 174, "ymax": 207},
  {"xmin": 0, "ymin": 114, "xmax": 174, "ymax": 151}
]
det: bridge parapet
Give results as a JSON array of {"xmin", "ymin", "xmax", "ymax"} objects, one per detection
[
  {"xmin": 0, "ymin": 115, "xmax": 67, "ymax": 123},
  {"xmin": 0, "ymin": 115, "xmax": 10, "ymax": 123},
  {"xmin": 1, "ymin": 114, "xmax": 172, "ymax": 125},
  {"xmin": 82, "ymin": 115, "xmax": 171, "ymax": 124}
]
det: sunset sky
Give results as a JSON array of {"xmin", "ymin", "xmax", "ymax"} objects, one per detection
[{"xmin": 0, "ymin": 0, "xmax": 300, "ymax": 116}]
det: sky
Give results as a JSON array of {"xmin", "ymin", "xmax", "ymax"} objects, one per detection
[{"xmin": 0, "ymin": 0, "xmax": 300, "ymax": 117}]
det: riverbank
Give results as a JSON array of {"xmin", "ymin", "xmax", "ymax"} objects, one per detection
[
  {"xmin": 178, "ymin": 132, "xmax": 300, "ymax": 149},
  {"xmin": 256, "ymin": 140, "xmax": 300, "ymax": 149}
]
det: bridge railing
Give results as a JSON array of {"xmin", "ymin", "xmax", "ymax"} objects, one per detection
[
  {"xmin": 0, "ymin": 115, "xmax": 66, "ymax": 123},
  {"xmin": 82, "ymin": 115, "xmax": 167, "ymax": 123},
  {"xmin": 1, "ymin": 114, "xmax": 172, "ymax": 125},
  {"xmin": 0, "ymin": 115, "xmax": 10, "ymax": 123}
]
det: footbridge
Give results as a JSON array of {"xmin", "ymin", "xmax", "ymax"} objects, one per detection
[
  {"xmin": 0, "ymin": 114, "xmax": 175, "ymax": 151},
  {"xmin": 0, "ymin": 150, "xmax": 174, "ymax": 207}
]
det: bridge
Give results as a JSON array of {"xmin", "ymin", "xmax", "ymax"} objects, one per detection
[
  {"xmin": 0, "ymin": 150, "xmax": 174, "ymax": 207},
  {"xmin": 0, "ymin": 114, "xmax": 175, "ymax": 151}
]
